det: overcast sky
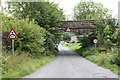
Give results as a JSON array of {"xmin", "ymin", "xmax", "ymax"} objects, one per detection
[
  {"xmin": 1, "ymin": 0, "xmax": 120, "ymax": 20},
  {"xmin": 50, "ymin": 0, "xmax": 120, "ymax": 20}
]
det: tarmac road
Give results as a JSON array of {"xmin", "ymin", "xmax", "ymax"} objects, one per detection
[{"xmin": 24, "ymin": 45, "xmax": 118, "ymax": 78}]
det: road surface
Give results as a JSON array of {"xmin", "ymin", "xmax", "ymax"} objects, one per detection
[{"xmin": 24, "ymin": 45, "xmax": 118, "ymax": 78}]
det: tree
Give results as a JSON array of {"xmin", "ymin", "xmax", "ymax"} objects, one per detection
[
  {"xmin": 7, "ymin": 2, "xmax": 65, "ymax": 31},
  {"xmin": 95, "ymin": 16, "xmax": 118, "ymax": 47},
  {"xmin": 7, "ymin": 1, "xmax": 65, "ymax": 55},
  {"xmin": 74, "ymin": 0, "xmax": 111, "ymax": 20},
  {"xmin": 73, "ymin": 0, "xmax": 118, "ymax": 47}
]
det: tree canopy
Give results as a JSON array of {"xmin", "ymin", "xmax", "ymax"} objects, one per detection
[
  {"xmin": 7, "ymin": 2, "xmax": 65, "ymax": 31},
  {"xmin": 74, "ymin": 0, "xmax": 111, "ymax": 20},
  {"xmin": 7, "ymin": 1, "xmax": 65, "ymax": 55}
]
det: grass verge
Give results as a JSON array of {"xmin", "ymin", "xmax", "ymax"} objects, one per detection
[{"xmin": 2, "ymin": 51, "xmax": 55, "ymax": 78}]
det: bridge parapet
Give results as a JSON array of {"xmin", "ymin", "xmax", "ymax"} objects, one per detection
[
  {"xmin": 60, "ymin": 20, "xmax": 96, "ymax": 28},
  {"xmin": 59, "ymin": 20, "xmax": 96, "ymax": 34}
]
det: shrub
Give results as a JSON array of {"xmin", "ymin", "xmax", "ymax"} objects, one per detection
[
  {"xmin": 2, "ymin": 16, "xmax": 46, "ymax": 55},
  {"xmin": 98, "ymin": 46, "xmax": 107, "ymax": 53},
  {"xmin": 44, "ymin": 32, "xmax": 59, "ymax": 55},
  {"xmin": 63, "ymin": 32, "xmax": 71, "ymax": 42},
  {"xmin": 110, "ymin": 49, "xmax": 120, "ymax": 65},
  {"xmin": 79, "ymin": 47, "xmax": 98, "ymax": 57},
  {"xmin": 78, "ymin": 35, "xmax": 92, "ymax": 48}
]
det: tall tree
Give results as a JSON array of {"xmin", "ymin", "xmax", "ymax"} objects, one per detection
[
  {"xmin": 7, "ymin": 1, "xmax": 65, "ymax": 55},
  {"xmin": 74, "ymin": 0, "xmax": 111, "ymax": 20},
  {"xmin": 7, "ymin": 2, "xmax": 65, "ymax": 31}
]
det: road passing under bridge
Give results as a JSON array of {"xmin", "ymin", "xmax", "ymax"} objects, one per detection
[{"xmin": 23, "ymin": 45, "xmax": 118, "ymax": 78}]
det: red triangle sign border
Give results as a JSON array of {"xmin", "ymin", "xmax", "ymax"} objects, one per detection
[{"xmin": 6, "ymin": 28, "xmax": 19, "ymax": 39}]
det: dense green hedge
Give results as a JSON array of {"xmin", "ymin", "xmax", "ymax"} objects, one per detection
[{"xmin": 2, "ymin": 16, "xmax": 46, "ymax": 56}]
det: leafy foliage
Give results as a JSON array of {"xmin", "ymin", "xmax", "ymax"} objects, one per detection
[
  {"xmin": 62, "ymin": 32, "xmax": 71, "ymax": 42},
  {"xmin": 115, "ymin": 29, "xmax": 120, "ymax": 46},
  {"xmin": 96, "ymin": 18, "xmax": 118, "ymax": 47},
  {"xmin": 73, "ymin": 0, "xmax": 118, "ymax": 48},
  {"xmin": 7, "ymin": 1, "xmax": 65, "ymax": 54},
  {"xmin": 110, "ymin": 49, "xmax": 120, "ymax": 65},
  {"xmin": 74, "ymin": 0, "xmax": 110, "ymax": 20},
  {"xmin": 78, "ymin": 35, "xmax": 91, "ymax": 48},
  {"xmin": 2, "ymin": 15, "xmax": 45, "ymax": 55},
  {"xmin": 79, "ymin": 46, "xmax": 99, "ymax": 57}
]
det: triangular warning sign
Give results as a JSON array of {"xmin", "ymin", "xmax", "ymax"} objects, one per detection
[
  {"xmin": 6, "ymin": 28, "xmax": 19, "ymax": 39},
  {"xmin": 66, "ymin": 28, "xmax": 70, "ymax": 32}
]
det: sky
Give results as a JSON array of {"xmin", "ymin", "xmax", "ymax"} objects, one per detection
[
  {"xmin": 1, "ymin": 0, "xmax": 120, "ymax": 20},
  {"xmin": 49, "ymin": 0, "xmax": 120, "ymax": 20}
]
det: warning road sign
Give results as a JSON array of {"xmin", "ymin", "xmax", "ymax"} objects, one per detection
[
  {"xmin": 6, "ymin": 28, "xmax": 19, "ymax": 39},
  {"xmin": 66, "ymin": 28, "xmax": 71, "ymax": 32}
]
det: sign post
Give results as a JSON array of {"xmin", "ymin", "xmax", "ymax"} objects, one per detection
[
  {"xmin": 93, "ymin": 39, "xmax": 98, "ymax": 48},
  {"xmin": 6, "ymin": 28, "xmax": 19, "ymax": 55},
  {"xmin": 95, "ymin": 43, "xmax": 96, "ymax": 48},
  {"xmin": 12, "ymin": 39, "xmax": 14, "ymax": 55}
]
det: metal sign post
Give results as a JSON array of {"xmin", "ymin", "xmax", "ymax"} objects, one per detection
[
  {"xmin": 12, "ymin": 39, "xmax": 14, "ymax": 55},
  {"xmin": 93, "ymin": 39, "xmax": 98, "ymax": 48},
  {"xmin": 94, "ymin": 43, "xmax": 96, "ymax": 48},
  {"xmin": 6, "ymin": 28, "xmax": 19, "ymax": 55}
]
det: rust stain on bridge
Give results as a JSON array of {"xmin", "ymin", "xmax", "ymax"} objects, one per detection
[{"xmin": 59, "ymin": 20, "xmax": 96, "ymax": 34}]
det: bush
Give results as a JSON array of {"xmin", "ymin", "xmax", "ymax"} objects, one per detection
[
  {"xmin": 85, "ymin": 50, "xmax": 120, "ymax": 75},
  {"xmin": 98, "ymin": 46, "xmax": 107, "ymax": 52},
  {"xmin": 79, "ymin": 47, "xmax": 98, "ymax": 57},
  {"xmin": 63, "ymin": 32, "xmax": 71, "ymax": 42},
  {"xmin": 116, "ymin": 29, "xmax": 120, "ymax": 46},
  {"xmin": 110, "ymin": 49, "xmax": 120, "ymax": 65},
  {"xmin": 2, "ymin": 16, "xmax": 46, "ymax": 55},
  {"xmin": 44, "ymin": 32, "xmax": 59, "ymax": 55},
  {"xmin": 78, "ymin": 35, "xmax": 92, "ymax": 48}
]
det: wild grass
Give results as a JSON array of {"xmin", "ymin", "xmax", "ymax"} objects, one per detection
[
  {"xmin": 85, "ymin": 53, "xmax": 119, "ymax": 75},
  {"xmin": 2, "ymin": 51, "xmax": 55, "ymax": 78}
]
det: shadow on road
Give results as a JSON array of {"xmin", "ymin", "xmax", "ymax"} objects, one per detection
[{"xmin": 58, "ymin": 50, "xmax": 79, "ymax": 56}]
